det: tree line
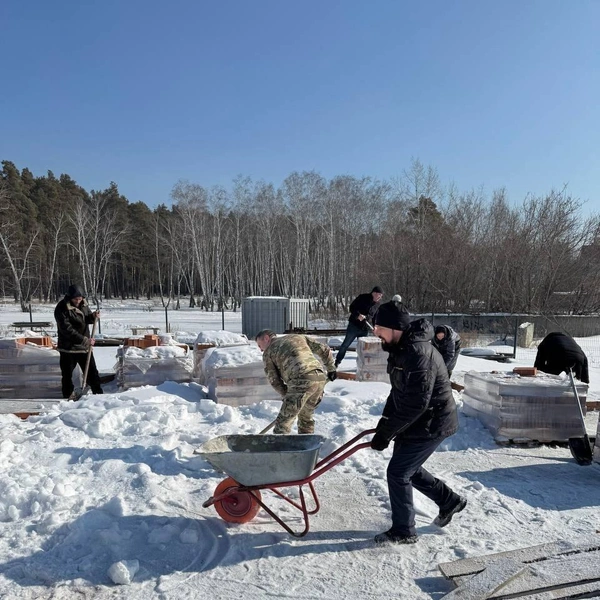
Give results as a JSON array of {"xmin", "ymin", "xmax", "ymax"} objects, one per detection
[{"xmin": 1, "ymin": 158, "xmax": 599, "ymax": 315}]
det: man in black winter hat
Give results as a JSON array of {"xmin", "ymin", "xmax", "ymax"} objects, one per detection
[
  {"xmin": 54, "ymin": 284, "xmax": 103, "ymax": 399},
  {"xmin": 370, "ymin": 301, "xmax": 466, "ymax": 544},
  {"xmin": 334, "ymin": 286, "xmax": 383, "ymax": 368}
]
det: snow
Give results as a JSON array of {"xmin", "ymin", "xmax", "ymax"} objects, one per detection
[
  {"xmin": 202, "ymin": 344, "xmax": 263, "ymax": 371},
  {"xmin": 194, "ymin": 330, "xmax": 248, "ymax": 346},
  {"xmin": 0, "ymin": 301, "xmax": 599, "ymax": 599},
  {"xmin": 122, "ymin": 345, "xmax": 188, "ymax": 359}
]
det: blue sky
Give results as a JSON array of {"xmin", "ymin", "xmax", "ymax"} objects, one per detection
[{"xmin": 1, "ymin": 0, "xmax": 598, "ymax": 210}]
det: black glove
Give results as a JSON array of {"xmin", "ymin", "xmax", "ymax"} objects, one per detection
[
  {"xmin": 327, "ymin": 370, "xmax": 337, "ymax": 382},
  {"xmin": 371, "ymin": 431, "xmax": 390, "ymax": 451}
]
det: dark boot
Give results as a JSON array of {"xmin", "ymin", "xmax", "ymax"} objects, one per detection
[
  {"xmin": 434, "ymin": 496, "xmax": 467, "ymax": 528},
  {"xmin": 374, "ymin": 529, "xmax": 418, "ymax": 544}
]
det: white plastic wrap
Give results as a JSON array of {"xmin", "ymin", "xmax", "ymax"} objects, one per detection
[
  {"xmin": 463, "ymin": 371, "xmax": 589, "ymax": 442},
  {"xmin": 356, "ymin": 337, "xmax": 389, "ymax": 383},
  {"xmin": 116, "ymin": 346, "xmax": 194, "ymax": 390},
  {"xmin": 0, "ymin": 339, "xmax": 66, "ymax": 399}
]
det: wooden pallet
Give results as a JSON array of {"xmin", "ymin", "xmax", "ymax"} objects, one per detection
[
  {"xmin": 0, "ymin": 399, "xmax": 62, "ymax": 419},
  {"xmin": 336, "ymin": 371, "xmax": 357, "ymax": 381},
  {"xmin": 439, "ymin": 537, "xmax": 600, "ymax": 599}
]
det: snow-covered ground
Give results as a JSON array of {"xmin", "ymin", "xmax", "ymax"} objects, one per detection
[{"xmin": 0, "ymin": 301, "xmax": 599, "ymax": 599}]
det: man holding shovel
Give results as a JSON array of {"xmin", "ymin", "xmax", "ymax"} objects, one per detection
[{"xmin": 54, "ymin": 284, "xmax": 103, "ymax": 399}]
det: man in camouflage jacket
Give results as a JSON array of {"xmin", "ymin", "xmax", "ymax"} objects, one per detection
[{"xmin": 256, "ymin": 330, "xmax": 337, "ymax": 434}]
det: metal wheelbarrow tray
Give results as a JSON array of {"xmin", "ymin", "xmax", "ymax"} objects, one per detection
[
  {"xmin": 198, "ymin": 429, "xmax": 375, "ymax": 537},
  {"xmin": 199, "ymin": 434, "xmax": 325, "ymax": 486}
]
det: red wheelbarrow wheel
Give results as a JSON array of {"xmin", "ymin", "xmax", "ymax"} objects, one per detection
[{"xmin": 213, "ymin": 477, "xmax": 262, "ymax": 523}]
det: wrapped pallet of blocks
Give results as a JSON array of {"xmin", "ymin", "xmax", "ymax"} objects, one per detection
[
  {"xmin": 0, "ymin": 338, "xmax": 66, "ymax": 399},
  {"xmin": 594, "ymin": 413, "xmax": 600, "ymax": 464},
  {"xmin": 463, "ymin": 371, "xmax": 589, "ymax": 443},
  {"xmin": 356, "ymin": 337, "xmax": 389, "ymax": 383},
  {"xmin": 192, "ymin": 330, "xmax": 249, "ymax": 383},
  {"xmin": 116, "ymin": 344, "xmax": 193, "ymax": 390},
  {"xmin": 203, "ymin": 344, "xmax": 280, "ymax": 407}
]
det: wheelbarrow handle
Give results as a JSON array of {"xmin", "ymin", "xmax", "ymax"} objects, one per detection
[{"xmin": 313, "ymin": 428, "xmax": 376, "ymax": 471}]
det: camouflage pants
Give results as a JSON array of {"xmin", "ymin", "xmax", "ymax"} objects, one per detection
[{"xmin": 274, "ymin": 379, "xmax": 327, "ymax": 434}]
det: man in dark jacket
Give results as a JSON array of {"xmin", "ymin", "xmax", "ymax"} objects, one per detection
[
  {"xmin": 54, "ymin": 284, "xmax": 103, "ymax": 399},
  {"xmin": 433, "ymin": 325, "xmax": 461, "ymax": 377},
  {"xmin": 370, "ymin": 301, "xmax": 466, "ymax": 544},
  {"xmin": 334, "ymin": 286, "xmax": 383, "ymax": 367},
  {"xmin": 534, "ymin": 332, "xmax": 589, "ymax": 383}
]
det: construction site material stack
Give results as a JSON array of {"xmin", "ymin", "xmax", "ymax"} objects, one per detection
[
  {"xmin": 116, "ymin": 337, "xmax": 193, "ymax": 390},
  {"xmin": 356, "ymin": 337, "xmax": 389, "ymax": 383},
  {"xmin": 0, "ymin": 337, "xmax": 65, "ymax": 399},
  {"xmin": 463, "ymin": 371, "xmax": 589, "ymax": 443}
]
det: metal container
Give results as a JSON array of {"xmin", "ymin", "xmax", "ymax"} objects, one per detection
[
  {"xmin": 198, "ymin": 434, "xmax": 325, "ymax": 486},
  {"xmin": 242, "ymin": 297, "xmax": 309, "ymax": 339}
]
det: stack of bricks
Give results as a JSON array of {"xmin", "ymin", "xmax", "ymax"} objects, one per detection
[
  {"xmin": 594, "ymin": 413, "xmax": 600, "ymax": 465},
  {"xmin": 202, "ymin": 346, "xmax": 280, "ymax": 407},
  {"xmin": 0, "ymin": 338, "xmax": 65, "ymax": 399},
  {"xmin": 193, "ymin": 343, "xmax": 216, "ymax": 382},
  {"xmin": 356, "ymin": 337, "xmax": 389, "ymax": 383},
  {"xmin": 123, "ymin": 334, "xmax": 160, "ymax": 349},
  {"xmin": 116, "ymin": 343, "xmax": 194, "ymax": 390},
  {"xmin": 463, "ymin": 371, "xmax": 591, "ymax": 443}
]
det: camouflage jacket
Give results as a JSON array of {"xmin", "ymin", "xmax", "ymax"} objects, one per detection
[{"xmin": 262, "ymin": 334, "xmax": 335, "ymax": 395}]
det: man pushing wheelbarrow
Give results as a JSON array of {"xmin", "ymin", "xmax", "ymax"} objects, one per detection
[{"xmin": 200, "ymin": 311, "xmax": 466, "ymax": 542}]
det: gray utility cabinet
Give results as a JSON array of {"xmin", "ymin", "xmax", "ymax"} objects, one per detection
[{"xmin": 242, "ymin": 297, "xmax": 309, "ymax": 339}]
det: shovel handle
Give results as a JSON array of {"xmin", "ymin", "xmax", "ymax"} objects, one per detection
[
  {"xmin": 259, "ymin": 419, "xmax": 276, "ymax": 435},
  {"xmin": 82, "ymin": 316, "xmax": 98, "ymax": 388}
]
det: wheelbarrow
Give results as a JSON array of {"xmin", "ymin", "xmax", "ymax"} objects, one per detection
[{"xmin": 197, "ymin": 428, "xmax": 376, "ymax": 537}]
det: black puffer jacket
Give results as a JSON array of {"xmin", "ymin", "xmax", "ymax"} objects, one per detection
[
  {"xmin": 54, "ymin": 296, "xmax": 95, "ymax": 353},
  {"xmin": 432, "ymin": 325, "xmax": 461, "ymax": 372},
  {"xmin": 377, "ymin": 318, "xmax": 458, "ymax": 442},
  {"xmin": 348, "ymin": 293, "xmax": 380, "ymax": 330},
  {"xmin": 534, "ymin": 332, "xmax": 589, "ymax": 383}
]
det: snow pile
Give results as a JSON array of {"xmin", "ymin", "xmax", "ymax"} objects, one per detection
[
  {"xmin": 202, "ymin": 344, "xmax": 263, "ymax": 377},
  {"xmin": 195, "ymin": 330, "xmax": 248, "ymax": 346},
  {"xmin": 193, "ymin": 330, "xmax": 249, "ymax": 382},
  {"xmin": 122, "ymin": 345, "xmax": 188, "ymax": 359}
]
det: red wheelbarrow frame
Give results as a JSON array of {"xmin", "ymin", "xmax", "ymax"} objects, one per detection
[{"xmin": 202, "ymin": 428, "xmax": 376, "ymax": 537}]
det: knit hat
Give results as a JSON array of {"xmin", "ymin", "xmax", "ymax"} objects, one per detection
[
  {"xmin": 435, "ymin": 326, "xmax": 446, "ymax": 336},
  {"xmin": 67, "ymin": 284, "xmax": 85, "ymax": 299},
  {"xmin": 374, "ymin": 301, "xmax": 411, "ymax": 331},
  {"xmin": 371, "ymin": 286, "xmax": 383, "ymax": 294}
]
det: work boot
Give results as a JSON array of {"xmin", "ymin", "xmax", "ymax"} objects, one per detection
[
  {"xmin": 374, "ymin": 529, "xmax": 418, "ymax": 545},
  {"xmin": 434, "ymin": 496, "xmax": 467, "ymax": 528}
]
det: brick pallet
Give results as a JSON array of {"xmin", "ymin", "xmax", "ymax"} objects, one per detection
[
  {"xmin": 463, "ymin": 371, "xmax": 590, "ymax": 443},
  {"xmin": 356, "ymin": 337, "xmax": 389, "ymax": 383}
]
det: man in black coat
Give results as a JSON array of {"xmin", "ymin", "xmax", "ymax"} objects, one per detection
[
  {"xmin": 370, "ymin": 301, "xmax": 466, "ymax": 544},
  {"xmin": 534, "ymin": 332, "xmax": 589, "ymax": 383},
  {"xmin": 334, "ymin": 286, "xmax": 383, "ymax": 367},
  {"xmin": 433, "ymin": 325, "xmax": 461, "ymax": 377},
  {"xmin": 54, "ymin": 284, "xmax": 103, "ymax": 399}
]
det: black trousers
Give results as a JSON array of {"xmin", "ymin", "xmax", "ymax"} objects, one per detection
[
  {"xmin": 59, "ymin": 352, "xmax": 103, "ymax": 398},
  {"xmin": 387, "ymin": 437, "xmax": 458, "ymax": 536}
]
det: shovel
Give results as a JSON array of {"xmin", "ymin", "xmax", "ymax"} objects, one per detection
[
  {"xmin": 70, "ymin": 317, "xmax": 98, "ymax": 401},
  {"xmin": 567, "ymin": 368, "xmax": 593, "ymax": 466}
]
